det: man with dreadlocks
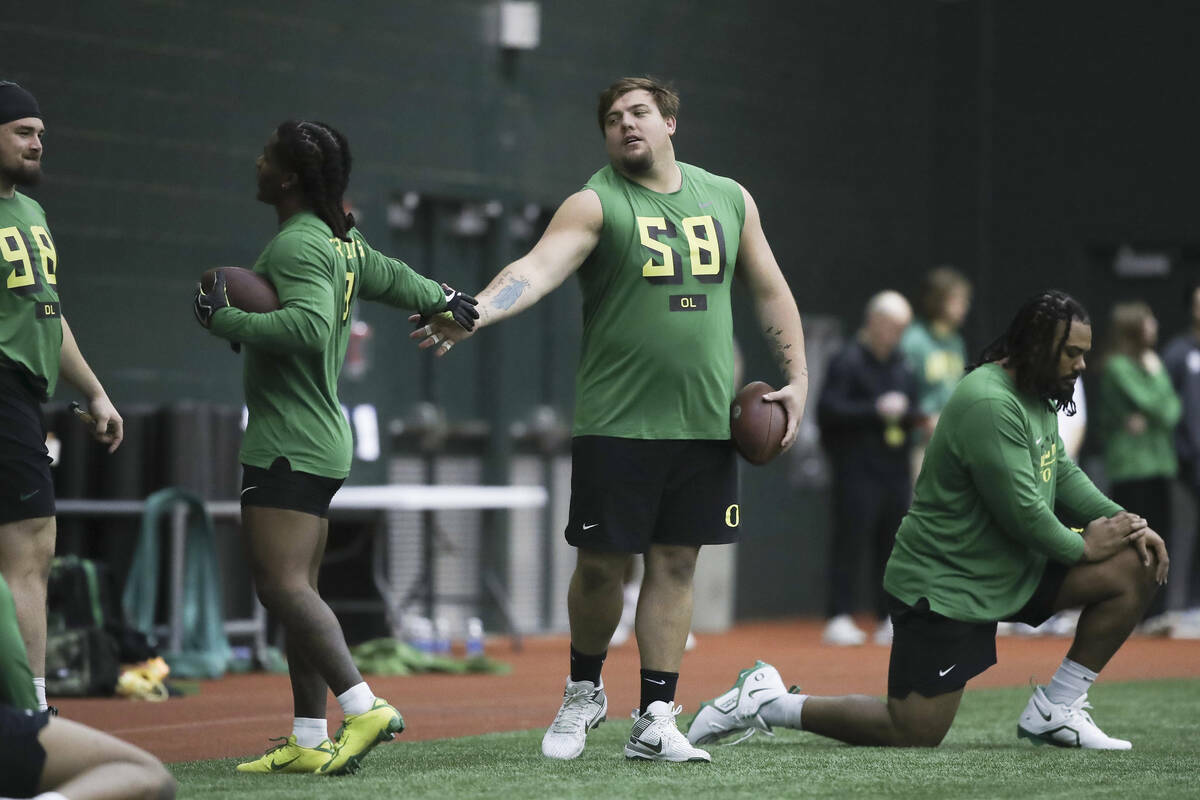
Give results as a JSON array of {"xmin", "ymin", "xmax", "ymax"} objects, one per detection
[
  {"xmin": 193, "ymin": 120, "xmax": 478, "ymax": 776},
  {"xmin": 689, "ymin": 290, "xmax": 1168, "ymax": 751}
]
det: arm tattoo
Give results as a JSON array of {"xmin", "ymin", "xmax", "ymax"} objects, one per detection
[
  {"xmin": 492, "ymin": 276, "xmax": 531, "ymax": 311},
  {"xmin": 764, "ymin": 325, "xmax": 794, "ymax": 370}
]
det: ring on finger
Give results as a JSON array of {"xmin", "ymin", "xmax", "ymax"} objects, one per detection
[{"xmin": 431, "ymin": 334, "xmax": 442, "ymax": 345}]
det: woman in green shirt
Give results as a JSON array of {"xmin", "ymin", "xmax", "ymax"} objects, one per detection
[{"xmin": 1098, "ymin": 301, "xmax": 1180, "ymax": 622}]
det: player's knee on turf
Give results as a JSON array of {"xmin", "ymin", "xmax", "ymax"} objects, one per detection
[
  {"xmin": 146, "ymin": 760, "xmax": 177, "ymax": 800},
  {"xmin": 887, "ymin": 696, "xmax": 955, "ymax": 748}
]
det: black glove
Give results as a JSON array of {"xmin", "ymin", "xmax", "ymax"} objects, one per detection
[
  {"xmin": 193, "ymin": 271, "xmax": 240, "ymax": 352},
  {"xmin": 441, "ymin": 283, "xmax": 479, "ymax": 331},
  {"xmin": 193, "ymin": 270, "xmax": 230, "ymax": 328}
]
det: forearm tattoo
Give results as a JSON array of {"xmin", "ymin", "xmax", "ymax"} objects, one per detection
[
  {"xmin": 764, "ymin": 325, "xmax": 804, "ymax": 376},
  {"xmin": 492, "ymin": 275, "xmax": 531, "ymax": 311}
]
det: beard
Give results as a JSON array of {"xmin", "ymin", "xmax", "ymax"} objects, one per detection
[
  {"xmin": 2, "ymin": 160, "xmax": 41, "ymax": 187},
  {"xmin": 617, "ymin": 151, "xmax": 653, "ymax": 175},
  {"xmin": 1049, "ymin": 373, "xmax": 1080, "ymax": 410}
]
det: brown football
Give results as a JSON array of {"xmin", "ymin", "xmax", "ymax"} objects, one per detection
[
  {"xmin": 200, "ymin": 267, "xmax": 280, "ymax": 313},
  {"xmin": 730, "ymin": 380, "xmax": 786, "ymax": 465}
]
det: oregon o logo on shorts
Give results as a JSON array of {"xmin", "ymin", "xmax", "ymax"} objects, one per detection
[{"xmin": 724, "ymin": 504, "xmax": 740, "ymax": 528}]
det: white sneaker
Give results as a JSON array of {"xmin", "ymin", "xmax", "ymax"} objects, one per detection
[
  {"xmin": 873, "ymin": 617, "xmax": 893, "ymax": 645},
  {"xmin": 1036, "ymin": 610, "xmax": 1080, "ymax": 637},
  {"xmin": 541, "ymin": 678, "xmax": 607, "ymax": 759},
  {"xmin": 822, "ymin": 614, "xmax": 867, "ymax": 646},
  {"xmin": 625, "ymin": 701, "xmax": 711, "ymax": 762},
  {"xmin": 1017, "ymin": 686, "xmax": 1131, "ymax": 750},
  {"xmin": 687, "ymin": 660, "xmax": 788, "ymax": 746}
]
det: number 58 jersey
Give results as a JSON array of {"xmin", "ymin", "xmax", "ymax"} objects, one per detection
[
  {"xmin": 573, "ymin": 163, "xmax": 745, "ymax": 440},
  {"xmin": 0, "ymin": 192, "xmax": 62, "ymax": 400}
]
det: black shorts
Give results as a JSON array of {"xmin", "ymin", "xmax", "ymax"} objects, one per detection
[
  {"xmin": 565, "ymin": 436, "xmax": 739, "ymax": 553},
  {"xmin": 240, "ymin": 457, "xmax": 344, "ymax": 518},
  {"xmin": 886, "ymin": 560, "xmax": 1070, "ymax": 699},
  {"xmin": 0, "ymin": 369, "xmax": 54, "ymax": 525},
  {"xmin": 0, "ymin": 705, "xmax": 51, "ymax": 798}
]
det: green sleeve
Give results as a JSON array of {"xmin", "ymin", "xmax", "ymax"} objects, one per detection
[
  {"xmin": 960, "ymin": 397, "xmax": 1087, "ymax": 564},
  {"xmin": 356, "ymin": 235, "xmax": 447, "ymax": 313},
  {"xmin": 1055, "ymin": 448, "xmax": 1123, "ymax": 522},
  {"xmin": 210, "ymin": 233, "xmax": 336, "ymax": 354},
  {"xmin": 0, "ymin": 575, "xmax": 36, "ymax": 710},
  {"xmin": 1106, "ymin": 356, "xmax": 1183, "ymax": 428}
]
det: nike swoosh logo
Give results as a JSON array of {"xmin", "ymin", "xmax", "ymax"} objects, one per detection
[
  {"xmin": 629, "ymin": 736, "xmax": 663, "ymax": 753},
  {"xmin": 748, "ymin": 687, "xmax": 775, "ymax": 696},
  {"xmin": 1031, "ymin": 695, "xmax": 1054, "ymax": 721},
  {"xmin": 269, "ymin": 755, "xmax": 301, "ymax": 771},
  {"xmin": 644, "ymin": 678, "xmax": 666, "ymax": 685},
  {"xmin": 699, "ymin": 200, "xmax": 713, "ymax": 208},
  {"xmin": 1035, "ymin": 437, "xmax": 1043, "ymax": 445},
  {"xmin": 240, "ymin": 485, "xmax": 258, "ymax": 497},
  {"xmin": 19, "ymin": 490, "xmax": 39, "ymax": 501},
  {"xmin": 582, "ymin": 523, "xmax": 599, "ymax": 530},
  {"xmin": 938, "ymin": 664, "xmax": 956, "ymax": 677}
]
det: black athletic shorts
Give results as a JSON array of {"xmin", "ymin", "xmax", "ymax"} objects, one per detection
[
  {"xmin": 0, "ymin": 705, "xmax": 51, "ymax": 798},
  {"xmin": 0, "ymin": 369, "xmax": 54, "ymax": 525},
  {"xmin": 886, "ymin": 560, "xmax": 1070, "ymax": 699},
  {"xmin": 565, "ymin": 436, "xmax": 740, "ymax": 553},
  {"xmin": 240, "ymin": 457, "xmax": 344, "ymax": 518}
]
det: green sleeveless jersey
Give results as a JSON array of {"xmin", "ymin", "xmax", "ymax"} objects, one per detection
[
  {"xmin": 210, "ymin": 212, "xmax": 446, "ymax": 478},
  {"xmin": 0, "ymin": 192, "xmax": 62, "ymax": 400},
  {"xmin": 574, "ymin": 163, "xmax": 745, "ymax": 439}
]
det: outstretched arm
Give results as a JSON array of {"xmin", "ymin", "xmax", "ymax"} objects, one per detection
[
  {"xmin": 59, "ymin": 316, "xmax": 123, "ymax": 452},
  {"xmin": 735, "ymin": 185, "xmax": 807, "ymax": 449},
  {"xmin": 411, "ymin": 189, "xmax": 602, "ymax": 356}
]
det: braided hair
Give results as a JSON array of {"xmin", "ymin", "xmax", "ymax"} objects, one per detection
[
  {"xmin": 971, "ymin": 289, "xmax": 1090, "ymax": 414},
  {"xmin": 274, "ymin": 120, "xmax": 356, "ymax": 241}
]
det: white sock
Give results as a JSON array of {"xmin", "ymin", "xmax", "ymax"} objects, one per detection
[
  {"xmin": 336, "ymin": 682, "xmax": 375, "ymax": 717},
  {"xmin": 1044, "ymin": 657, "xmax": 1098, "ymax": 705},
  {"xmin": 758, "ymin": 692, "xmax": 808, "ymax": 730},
  {"xmin": 292, "ymin": 717, "xmax": 328, "ymax": 748},
  {"xmin": 33, "ymin": 677, "xmax": 46, "ymax": 711}
]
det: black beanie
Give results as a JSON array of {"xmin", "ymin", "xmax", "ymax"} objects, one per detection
[{"xmin": 0, "ymin": 82, "xmax": 41, "ymax": 126}]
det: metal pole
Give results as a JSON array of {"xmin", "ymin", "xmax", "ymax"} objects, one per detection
[{"xmin": 168, "ymin": 501, "xmax": 187, "ymax": 653}]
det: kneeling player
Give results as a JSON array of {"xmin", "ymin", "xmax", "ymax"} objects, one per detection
[{"xmin": 689, "ymin": 291, "xmax": 1167, "ymax": 750}]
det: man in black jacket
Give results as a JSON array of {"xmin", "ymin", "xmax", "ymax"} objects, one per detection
[{"xmin": 817, "ymin": 290, "xmax": 921, "ymax": 646}]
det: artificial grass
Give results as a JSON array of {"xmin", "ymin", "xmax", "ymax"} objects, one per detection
[{"xmin": 171, "ymin": 679, "xmax": 1200, "ymax": 799}]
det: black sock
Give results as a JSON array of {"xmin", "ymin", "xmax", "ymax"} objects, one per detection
[
  {"xmin": 569, "ymin": 645, "xmax": 606, "ymax": 685},
  {"xmin": 639, "ymin": 669, "xmax": 679, "ymax": 714}
]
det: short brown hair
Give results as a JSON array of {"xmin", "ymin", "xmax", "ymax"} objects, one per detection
[
  {"xmin": 597, "ymin": 77, "xmax": 680, "ymax": 132},
  {"xmin": 918, "ymin": 266, "xmax": 971, "ymax": 320},
  {"xmin": 1109, "ymin": 301, "xmax": 1154, "ymax": 356}
]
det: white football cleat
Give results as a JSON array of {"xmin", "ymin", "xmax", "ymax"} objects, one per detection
[
  {"xmin": 687, "ymin": 660, "xmax": 788, "ymax": 746},
  {"xmin": 1017, "ymin": 686, "xmax": 1131, "ymax": 750},
  {"xmin": 625, "ymin": 701, "xmax": 711, "ymax": 762},
  {"xmin": 822, "ymin": 614, "xmax": 867, "ymax": 646},
  {"xmin": 541, "ymin": 678, "xmax": 607, "ymax": 759}
]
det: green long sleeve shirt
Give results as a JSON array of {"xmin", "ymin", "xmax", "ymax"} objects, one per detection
[
  {"xmin": 1097, "ymin": 354, "xmax": 1181, "ymax": 483},
  {"xmin": 884, "ymin": 363, "xmax": 1122, "ymax": 622},
  {"xmin": 210, "ymin": 212, "xmax": 446, "ymax": 478}
]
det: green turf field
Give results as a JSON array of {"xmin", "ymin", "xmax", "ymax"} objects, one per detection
[{"xmin": 172, "ymin": 679, "xmax": 1200, "ymax": 799}]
